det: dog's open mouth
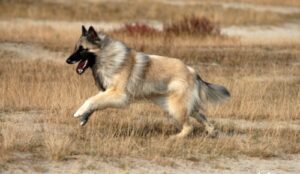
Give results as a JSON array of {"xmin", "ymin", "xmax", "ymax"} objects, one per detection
[{"xmin": 76, "ymin": 59, "xmax": 89, "ymax": 75}]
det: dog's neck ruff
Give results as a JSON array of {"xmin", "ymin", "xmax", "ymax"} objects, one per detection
[
  {"xmin": 92, "ymin": 40, "xmax": 128, "ymax": 89},
  {"xmin": 91, "ymin": 39, "xmax": 149, "ymax": 95}
]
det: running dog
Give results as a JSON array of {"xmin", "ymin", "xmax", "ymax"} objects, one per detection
[{"xmin": 66, "ymin": 26, "xmax": 230, "ymax": 138}]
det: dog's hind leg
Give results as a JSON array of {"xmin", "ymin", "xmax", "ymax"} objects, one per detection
[
  {"xmin": 167, "ymin": 91, "xmax": 193, "ymax": 139},
  {"xmin": 191, "ymin": 112, "xmax": 218, "ymax": 137}
]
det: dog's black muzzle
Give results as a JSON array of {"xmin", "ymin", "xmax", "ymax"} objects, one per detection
[{"xmin": 66, "ymin": 49, "xmax": 82, "ymax": 64}]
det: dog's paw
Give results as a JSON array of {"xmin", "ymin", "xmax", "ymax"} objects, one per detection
[
  {"xmin": 74, "ymin": 101, "xmax": 92, "ymax": 117},
  {"xmin": 80, "ymin": 121, "xmax": 86, "ymax": 126},
  {"xmin": 79, "ymin": 112, "xmax": 91, "ymax": 126}
]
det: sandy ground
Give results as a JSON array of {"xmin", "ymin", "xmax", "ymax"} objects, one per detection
[
  {"xmin": 160, "ymin": 0, "xmax": 300, "ymax": 14},
  {"xmin": 0, "ymin": 42, "xmax": 67, "ymax": 62},
  {"xmin": 2, "ymin": 151, "xmax": 300, "ymax": 174},
  {"xmin": 221, "ymin": 21, "xmax": 300, "ymax": 43}
]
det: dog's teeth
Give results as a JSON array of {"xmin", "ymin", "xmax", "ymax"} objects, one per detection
[{"xmin": 84, "ymin": 60, "xmax": 88, "ymax": 67}]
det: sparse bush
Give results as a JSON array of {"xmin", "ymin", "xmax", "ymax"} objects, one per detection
[
  {"xmin": 113, "ymin": 22, "xmax": 161, "ymax": 36},
  {"xmin": 43, "ymin": 127, "xmax": 74, "ymax": 161},
  {"xmin": 164, "ymin": 15, "xmax": 220, "ymax": 36},
  {"xmin": 113, "ymin": 16, "xmax": 219, "ymax": 37}
]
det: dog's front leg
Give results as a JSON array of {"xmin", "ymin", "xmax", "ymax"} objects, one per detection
[{"xmin": 74, "ymin": 89, "xmax": 128, "ymax": 119}]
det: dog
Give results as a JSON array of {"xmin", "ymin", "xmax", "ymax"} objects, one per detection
[{"xmin": 66, "ymin": 26, "xmax": 230, "ymax": 138}]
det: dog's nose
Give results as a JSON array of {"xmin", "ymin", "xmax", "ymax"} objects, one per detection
[{"xmin": 66, "ymin": 59, "xmax": 72, "ymax": 64}]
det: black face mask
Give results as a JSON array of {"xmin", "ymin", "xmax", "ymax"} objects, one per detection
[{"xmin": 66, "ymin": 46, "xmax": 96, "ymax": 75}]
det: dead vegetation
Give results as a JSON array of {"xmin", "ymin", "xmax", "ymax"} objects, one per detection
[
  {"xmin": 0, "ymin": 41, "xmax": 299, "ymax": 163},
  {"xmin": 0, "ymin": 0, "xmax": 298, "ymax": 26},
  {"xmin": 164, "ymin": 16, "xmax": 220, "ymax": 36},
  {"xmin": 0, "ymin": 0, "xmax": 300, "ymax": 172},
  {"xmin": 112, "ymin": 16, "xmax": 220, "ymax": 38}
]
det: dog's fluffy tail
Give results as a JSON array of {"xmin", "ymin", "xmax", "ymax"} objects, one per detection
[{"xmin": 196, "ymin": 75, "xmax": 230, "ymax": 104}]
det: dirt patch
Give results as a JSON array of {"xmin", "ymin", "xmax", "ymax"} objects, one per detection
[
  {"xmin": 160, "ymin": 0, "xmax": 300, "ymax": 14},
  {"xmin": 0, "ymin": 42, "xmax": 67, "ymax": 62},
  {"xmin": 2, "ymin": 152, "xmax": 300, "ymax": 174},
  {"xmin": 214, "ymin": 117, "xmax": 300, "ymax": 131},
  {"xmin": 220, "ymin": 2, "xmax": 300, "ymax": 14},
  {"xmin": 221, "ymin": 22, "xmax": 300, "ymax": 43}
]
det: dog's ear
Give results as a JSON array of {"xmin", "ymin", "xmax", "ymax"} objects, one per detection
[
  {"xmin": 87, "ymin": 26, "xmax": 100, "ymax": 42},
  {"xmin": 82, "ymin": 25, "xmax": 87, "ymax": 36}
]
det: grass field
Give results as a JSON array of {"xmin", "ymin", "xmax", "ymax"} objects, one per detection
[
  {"xmin": 0, "ymin": 0, "xmax": 300, "ymax": 173},
  {"xmin": 1, "ymin": 0, "xmax": 300, "ymax": 26}
]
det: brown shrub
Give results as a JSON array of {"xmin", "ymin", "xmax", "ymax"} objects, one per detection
[
  {"xmin": 164, "ymin": 15, "xmax": 220, "ymax": 36},
  {"xmin": 113, "ymin": 16, "xmax": 220, "ymax": 37},
  {"xmin": 112, "ymin": 22, "xmax": 161, "ymax": 36}
]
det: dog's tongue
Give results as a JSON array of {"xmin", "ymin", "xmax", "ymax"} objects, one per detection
[{"xmin": 76, "ymin": 59, "xmax": 89, "ymax": 75}]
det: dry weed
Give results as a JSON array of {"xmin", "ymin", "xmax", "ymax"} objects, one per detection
[
  {"xmin": 0, "ymin": 122, "xmax": 38, "ymax": 152},
  {"xmin": 43, "ymin": 126, "xmax": 74, "ymax": 161}
]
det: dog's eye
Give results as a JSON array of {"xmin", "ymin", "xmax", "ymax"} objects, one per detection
[{"xmin": 74, "ymin": 45, "xmax": 82, "ymax": 52}]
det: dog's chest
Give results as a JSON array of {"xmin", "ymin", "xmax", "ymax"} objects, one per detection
[{"xmin": 92, "ymin": 69, "xmax": 107, "ymax": 91}]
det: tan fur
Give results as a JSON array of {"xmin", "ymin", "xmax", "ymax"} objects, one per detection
[{"xmin": 71, "ymin": 28, "xmax": 230, "ymax": 138}]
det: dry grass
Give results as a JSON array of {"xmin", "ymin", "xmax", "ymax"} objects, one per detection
[
  {"xmin": 0, "ymin": 0, "xmax": 297, "ymax": 26},
  {"xmin": 112, "ymin": 22, "xmax": 162, "ymax": 36},
  {"xmin": 164, "ymin": 16, "xmax": 220, "ymax": 36},
  {"xmin": 0, "ymin": 0, "xmax": 300, "ymax": 168},
  {"xmin": 0, "ymin": 39, "xmax": 299, "ymax": 162},
  {"xmin": 43, "ymin": 127, "xmax": 74, "ymax": 161},
  {"xmin": 0, "ymin": 20, "xmax": 77, "ymax": 51}
]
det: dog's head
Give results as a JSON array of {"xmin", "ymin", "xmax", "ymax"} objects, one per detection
[{"xmin": 66, "ymin": 26, "xmax": 103, "ymax": 75}]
